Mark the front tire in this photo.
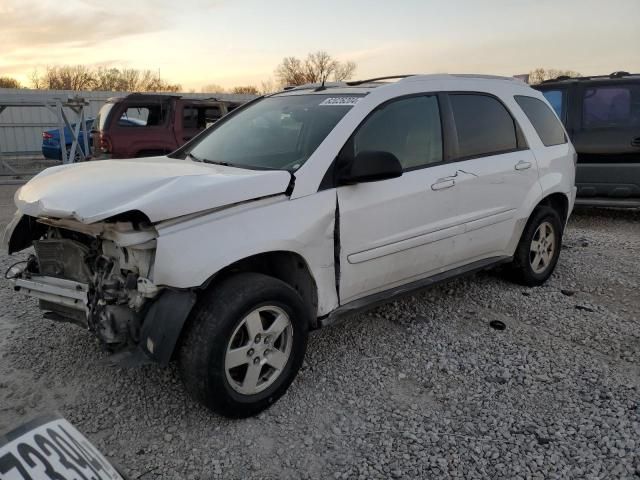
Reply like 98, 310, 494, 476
508, 206, 563, 286
178, 273, 310, 418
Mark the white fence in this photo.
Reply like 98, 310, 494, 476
0, 88, 256, 158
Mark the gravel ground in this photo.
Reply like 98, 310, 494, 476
0, 207, 639, 479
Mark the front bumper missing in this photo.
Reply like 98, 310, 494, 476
14, 275, 88, 312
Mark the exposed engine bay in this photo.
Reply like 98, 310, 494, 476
9, 217, 159, 350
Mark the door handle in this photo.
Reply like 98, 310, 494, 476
431, 179, 455, 191
515, 160, 532, 171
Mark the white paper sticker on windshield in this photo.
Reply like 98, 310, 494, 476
319, 97, 360, 106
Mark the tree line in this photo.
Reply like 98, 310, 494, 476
0, 57, 582, 94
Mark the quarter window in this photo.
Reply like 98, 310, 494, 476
515, 96, 567, 146
353, 96, 443, 170
541, 90, 565, 122
582, 85, 640, 129
450, 94, 520, 159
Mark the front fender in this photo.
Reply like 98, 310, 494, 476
1, 212, 46, 255
151, 191, 339, 316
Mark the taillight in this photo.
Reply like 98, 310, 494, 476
42, 132, 53, 140
99, 134, 112, 153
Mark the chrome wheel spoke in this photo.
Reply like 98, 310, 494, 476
532, 253, 542, 269
265, 313, 289, 338
242, 362, 262, 392
266, 349, 288, 371
530, 240, 540, 252
244, 310, 264, 339
226, 346, 251, 369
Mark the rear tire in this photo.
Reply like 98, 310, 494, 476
65, 146, 82, 162
178, 273, 309, 418
508, 206, 563, 286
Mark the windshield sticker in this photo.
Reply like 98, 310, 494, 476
319, 97, 361, 106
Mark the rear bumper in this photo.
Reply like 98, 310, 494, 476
576, 163, 640, 199
41, 146, 61, 160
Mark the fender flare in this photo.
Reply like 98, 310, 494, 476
139, 289, 197, 365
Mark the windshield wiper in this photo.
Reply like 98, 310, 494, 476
202, 159, 232, 167
187, 152, 232, 166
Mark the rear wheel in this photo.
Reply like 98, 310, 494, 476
178, 273, 309, 418
65, 146, 82, 162
508, 206, 563, 286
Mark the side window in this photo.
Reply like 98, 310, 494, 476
582, 85, 640, 129
183, 106, 199, 129
450, 94, 520, 159
205, 107, 222, 126
183, 106, 223, 130
540, 90, 565, 122
119, 105, 168, 127
353, 96, 442, 170
515, 96, 567, 146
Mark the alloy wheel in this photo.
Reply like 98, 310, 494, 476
224, 306, 293, 395
529, 221, 555, 274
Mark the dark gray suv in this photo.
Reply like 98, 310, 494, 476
534, 72, 640, 207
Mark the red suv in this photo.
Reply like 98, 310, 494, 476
91, 93, 241, 159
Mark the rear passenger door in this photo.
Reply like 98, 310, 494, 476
442, 93, 539, 265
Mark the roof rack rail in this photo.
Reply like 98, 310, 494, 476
610, 71, 630, 78
541, 71, 639, 84
345, 75, 415, 86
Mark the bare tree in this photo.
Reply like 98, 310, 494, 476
333, 61, 357, 82
29, 65, 181, 92
202, 83, 226, 93
275, 57, 307, 86
94, 67, 125, 91
276, 51, 357, 86
231, 85, 259, 95
528, 68, 581, 85
259, 78, 279, 94
0, 77, 21, 88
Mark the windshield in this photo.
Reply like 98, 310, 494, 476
95, 102, 115, 131
186, 94, 362, 171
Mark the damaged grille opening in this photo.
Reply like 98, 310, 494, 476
20, 225, 157, 351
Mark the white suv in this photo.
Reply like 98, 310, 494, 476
2, 74, 576, 417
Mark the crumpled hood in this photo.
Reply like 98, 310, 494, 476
15, 156, 292, 223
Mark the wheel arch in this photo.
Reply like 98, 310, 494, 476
200, 250, 320, 329
535, 191, 570, 227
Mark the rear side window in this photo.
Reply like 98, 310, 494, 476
353, 95, 443, 170
449, 94, 520, 159
540, 90, 565, 122
515, 96, 567, 146
582, 84, 640, 129
119, 105, 168, 127
183, 106, 223, 130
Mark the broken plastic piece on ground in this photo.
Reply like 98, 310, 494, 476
575, 305, 595, 312
489, 320, 506, 330
561, 289, 576, 296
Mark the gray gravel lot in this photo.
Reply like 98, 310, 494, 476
0, 202, 639, 479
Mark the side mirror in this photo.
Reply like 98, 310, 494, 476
338, 151, 403, 185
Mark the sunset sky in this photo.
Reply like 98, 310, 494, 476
1, 0, 639, 90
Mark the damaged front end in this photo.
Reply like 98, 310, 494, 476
6, 214, 167, 353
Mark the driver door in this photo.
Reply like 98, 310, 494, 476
337, 95, 464, 304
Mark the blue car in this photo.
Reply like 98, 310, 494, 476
41, 119, 95, 161
41, 117, 145, 161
